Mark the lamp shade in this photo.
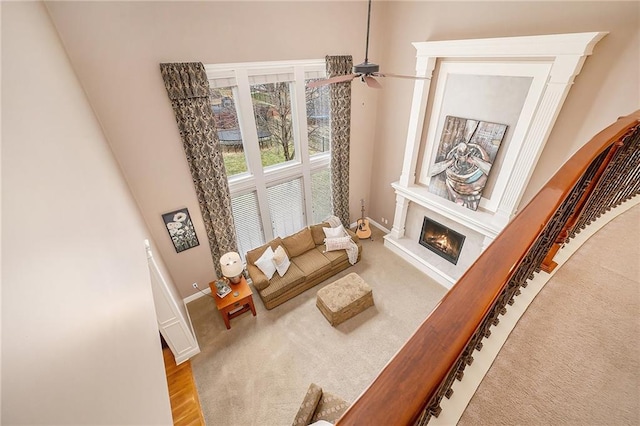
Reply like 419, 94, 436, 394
220, 251, 243, 278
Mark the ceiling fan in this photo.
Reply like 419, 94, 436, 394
308, 0, 430, 89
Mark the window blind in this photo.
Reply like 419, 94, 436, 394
267, 178, 305, 238
231, 191, 265, 261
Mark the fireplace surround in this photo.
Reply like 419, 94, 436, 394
383, 32, 606, 288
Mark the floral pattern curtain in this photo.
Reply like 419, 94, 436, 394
160, 62, 237, 277
326, 55, 352, 227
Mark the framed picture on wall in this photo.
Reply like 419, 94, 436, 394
428, 115, 507, 211
162, 208, 199, 253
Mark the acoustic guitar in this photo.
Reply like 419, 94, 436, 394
356, 199, 372, 239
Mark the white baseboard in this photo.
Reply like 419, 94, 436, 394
181, 298, 201, 359
365, 217, 390, 234
430, 196, 640, 426
183, 285, 211, 304
351, 217, 391, 234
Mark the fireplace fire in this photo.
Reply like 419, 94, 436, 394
419, 217, 466, 265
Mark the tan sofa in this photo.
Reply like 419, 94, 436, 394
246, 223, 362, 310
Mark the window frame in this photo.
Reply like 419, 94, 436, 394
205, 59, 331, 246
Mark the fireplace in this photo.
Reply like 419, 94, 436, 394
419, 217, 466, 265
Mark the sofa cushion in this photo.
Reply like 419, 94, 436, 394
291, 249, 331, 281
260, 262, 305, 303
282, 227, 315, 258
309, 223, 330, 245
316, 237, 362, 267
292, 383, 323, 426
316, 245, 348, 267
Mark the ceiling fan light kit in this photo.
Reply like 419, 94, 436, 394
308, 0, 429, 89
354, 62, 380, 75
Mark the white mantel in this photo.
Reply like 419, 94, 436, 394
385, 32, 607, 289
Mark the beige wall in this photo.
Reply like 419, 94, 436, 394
46, 1, 378, 298
2, 2, 172, 423
45, 1, 638, 298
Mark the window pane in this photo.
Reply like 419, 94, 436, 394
305, 81, 331, 156
210, 87, 247, 177
231, 191, 265, 261
267, 178, 305, 238
311, 169, 332, 224
251, 82, 295, 168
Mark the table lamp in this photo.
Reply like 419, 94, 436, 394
220, 251, 243, 284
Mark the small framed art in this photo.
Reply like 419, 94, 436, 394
162, 208, 199, 253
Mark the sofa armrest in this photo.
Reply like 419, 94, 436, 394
292, 383, 323, 426
346, 228, 360, 243
246, 263, 270, 291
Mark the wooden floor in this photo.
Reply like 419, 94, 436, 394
163, 346, 205, 426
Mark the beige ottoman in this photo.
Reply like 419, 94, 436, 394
316, 273, 374, 326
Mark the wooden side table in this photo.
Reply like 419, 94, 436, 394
209, 276, 256, 330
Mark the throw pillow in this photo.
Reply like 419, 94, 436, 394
323, 224, 346, 239
254, 246, 276, 280
325, 236, 352, 252
273, 245, 291, 277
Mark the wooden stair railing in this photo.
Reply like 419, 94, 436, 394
337, 110, 640, 426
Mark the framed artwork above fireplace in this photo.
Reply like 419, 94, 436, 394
428, 115, 508, 211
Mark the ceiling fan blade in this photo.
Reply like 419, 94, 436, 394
307, 74, 357, 88
364, 76, 382, 89
375, 72, 431, 81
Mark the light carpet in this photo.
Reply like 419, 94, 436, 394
458, 204, 640, 426
187, 226, 447, 426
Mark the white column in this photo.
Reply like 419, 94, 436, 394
146, 241, 200, 364
497, 54, 591, 215
399, 56, 436, 188
390, 193, 411, 239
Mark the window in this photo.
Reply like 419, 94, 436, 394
306, 83, 330, 156
206, 60, 332, 260
210, 87, 247, 176
311, 169, 332, 224
251, 82, 295, 168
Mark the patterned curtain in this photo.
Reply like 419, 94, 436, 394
160, 62, 237, 277
326, 55, 352, 227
